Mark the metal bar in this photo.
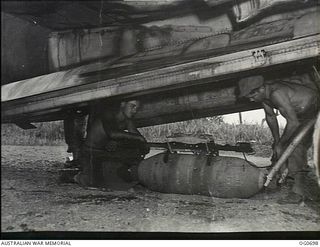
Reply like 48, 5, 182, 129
148, 141, 254, 153
312, 65, 320, 93
264, 118, 316, 187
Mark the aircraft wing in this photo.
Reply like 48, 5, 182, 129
1, 1, 319, 127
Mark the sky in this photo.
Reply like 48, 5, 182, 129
222, 109, 286, 127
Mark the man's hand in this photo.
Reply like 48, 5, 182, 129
272, 143, 283, 162
270, 141, 278, 162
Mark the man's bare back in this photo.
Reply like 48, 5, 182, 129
266, 82, 318, 118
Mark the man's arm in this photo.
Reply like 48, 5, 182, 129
126, 119, 147, 142
126, 119, 141, 135
126, 119, 149, 154
101, 109, 145, 143
263, 103, 280, 145
270, 90, 300, 147
108, 129, 145, 142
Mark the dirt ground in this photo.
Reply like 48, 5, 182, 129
1, 145, 320, 236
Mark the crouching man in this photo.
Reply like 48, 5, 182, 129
238, 75, 319, 203
74, 99, 149, 189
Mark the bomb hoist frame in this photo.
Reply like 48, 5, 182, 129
2, 33, 319, 125
148, 141, 254, 155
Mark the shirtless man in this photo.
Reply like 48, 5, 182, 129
238, 75, 319, 203
74, 99, 149, 188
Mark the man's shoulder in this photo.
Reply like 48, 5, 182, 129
269, 78, 316, 92
266, 83, 287, 96
267, 81, 304, 98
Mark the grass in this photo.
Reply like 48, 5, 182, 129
140, 118, 273, 143
1, 121, 65, 146
1, 117, 274, 157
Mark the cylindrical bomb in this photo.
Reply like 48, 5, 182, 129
138, 153, 266, 198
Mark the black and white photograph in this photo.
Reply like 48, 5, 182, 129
1, 0, 320, 240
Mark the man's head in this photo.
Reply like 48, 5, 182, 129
120, 99, 141, 119
238, 75, 266, 102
